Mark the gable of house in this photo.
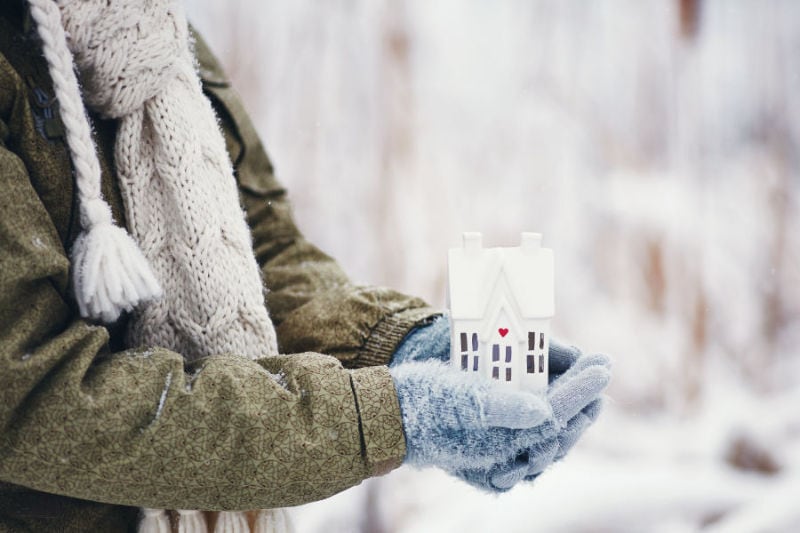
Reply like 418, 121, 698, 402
480, 274, 527, 342
448, 244, 554, 322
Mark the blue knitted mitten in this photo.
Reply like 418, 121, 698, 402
454, 349, 610, 492
390, 315, 451, 367
390, 355, 609, 477
390, 316, 611, 492
390, 360, 551, 471
458, 397, 604, 491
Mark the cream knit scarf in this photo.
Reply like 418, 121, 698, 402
28, 0, 290, 531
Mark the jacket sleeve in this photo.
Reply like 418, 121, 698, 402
191, 32, 441, 370
0, 142, 405, 511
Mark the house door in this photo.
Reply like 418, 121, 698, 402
491, 342, 514, 383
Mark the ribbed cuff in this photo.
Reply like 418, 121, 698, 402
357, 307, 442, 368
349, 366, 407, 476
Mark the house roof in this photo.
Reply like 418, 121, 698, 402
447, 233, 554, 320
481, 292, 527, 341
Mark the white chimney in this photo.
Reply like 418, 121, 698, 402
462, 232, 483, 252
520, 232, 542, 251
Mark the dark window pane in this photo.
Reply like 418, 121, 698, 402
540, 333, 544, 350
472, 333, 479, 352
539, 354, 545, 373
460, 332, 467, 352
492, 344, 499, 362
473, 355, 480, 372
506, 368, 512, 381
461, 354, 468, 370
505, 346, 512, 363
529, 332, 536, 351
527, 355, 535, 373
492, 367, 499, 380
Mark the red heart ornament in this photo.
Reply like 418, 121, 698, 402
498, 328, 509, 337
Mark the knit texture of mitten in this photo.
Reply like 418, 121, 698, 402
390, 361, 555, 472
457, 397, 604, 492
391, 354, 610, 491
390, 315, 450, 367
455, 351, 611, 492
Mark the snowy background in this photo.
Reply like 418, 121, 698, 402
186, 1, 800, 531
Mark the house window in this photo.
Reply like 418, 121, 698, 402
540, 332, 544, 350
459, 332, 468, 370
461, 332, 481, 372
526, 331, 537, 373
492, 342, 513, 382
539, 353, 545, 373
491, 345, 499, 379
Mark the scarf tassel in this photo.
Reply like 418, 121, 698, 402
71, 199, 162, 323
214, 511, 249, 533
138, 508, 172, 533
178, 510, 208, 533
252, 509, 293, 533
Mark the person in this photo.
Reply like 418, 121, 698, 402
0, 1, 611, 532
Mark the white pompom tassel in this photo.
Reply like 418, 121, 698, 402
252, 509, 294, 533
177, 509, 208, 533
138, 508, 172, 533
71, 198, 161, 323
213, 511, 249, 533
27, 0, 160, 324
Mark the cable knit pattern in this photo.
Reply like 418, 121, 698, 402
57, 0, 185, 118
30, 0, 283, 531
57, 0, 279, 361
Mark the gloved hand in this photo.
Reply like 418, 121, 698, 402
389, 314, 451, 367
390, 319, 611, 492
455, 350, 609, 492
389, 354, 609, 481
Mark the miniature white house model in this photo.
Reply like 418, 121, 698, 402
448, 232, 554, 391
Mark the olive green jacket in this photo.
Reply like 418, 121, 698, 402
0, 4, 437, 531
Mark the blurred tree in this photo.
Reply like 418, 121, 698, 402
375, 1, 414, 288
678, 0, 702, 40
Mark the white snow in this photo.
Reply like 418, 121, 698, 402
266, 370, 288, 390
143, 371, 172, 430
136, 349, 155, 359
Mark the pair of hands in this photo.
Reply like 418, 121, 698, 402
389, 316, 611, 492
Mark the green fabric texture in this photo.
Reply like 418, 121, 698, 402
0, 5, 437, 531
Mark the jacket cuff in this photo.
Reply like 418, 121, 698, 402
349, 366, 407, 476
357, 307, 442, 368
